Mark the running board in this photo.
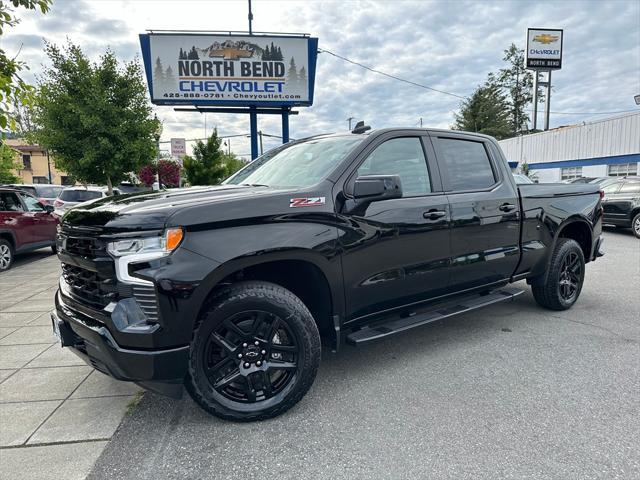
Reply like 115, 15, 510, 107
346, 287, 524, 346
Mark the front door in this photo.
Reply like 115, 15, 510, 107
19, 193, 57, 243
431, 133, 521, 291
0, 191, 32, 247
338, 135, 451, 322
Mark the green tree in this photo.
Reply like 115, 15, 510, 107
0, 0, 52, 133
0, 143, 21, 183
182, 130, 228, 185
222, 153, 246, 177
33, 41, 159, 194
453, 83, 511, 140
487, 43, 542, 135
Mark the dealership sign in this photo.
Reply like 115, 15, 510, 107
526, 28, 563, 70
139, 33, 318, 107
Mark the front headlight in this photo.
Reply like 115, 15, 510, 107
107, 227, 184, 258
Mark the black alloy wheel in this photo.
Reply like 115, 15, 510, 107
557, 250, 582, 303
532, 238, 585, 311
185, 281, 321, 421
204, 310, 300, 405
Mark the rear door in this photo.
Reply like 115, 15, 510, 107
603, 180, 639, 225
338, 133, 451, 321
431, 133, 520, 291
18, 194, 57, 243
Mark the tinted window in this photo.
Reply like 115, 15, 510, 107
357, 137, 431, 196
0, 192, 25, 212
59, 190, 103, 202
21, 194, 45, 212
16, 185, 37, 195
618, 182, 640, 193
437, 138, 496, 191
35, 186, 64, 198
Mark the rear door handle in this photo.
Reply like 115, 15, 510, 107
499, 203, 517, 212
423, 209, 447, 220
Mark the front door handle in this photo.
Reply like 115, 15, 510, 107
423, 209, 447, 220
499, 203, 517, 212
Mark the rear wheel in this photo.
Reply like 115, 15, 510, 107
632, 213, 640, 239
0, 239, 14, 271
185, 281, 321, 421
532, 238, 585, 310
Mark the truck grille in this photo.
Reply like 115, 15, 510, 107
61, 263, 117, 309
64, 235, 107, 257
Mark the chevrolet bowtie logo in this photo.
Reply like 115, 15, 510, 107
533, 34, 559, 44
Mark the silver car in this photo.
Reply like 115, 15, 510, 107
53, 186, 120, 216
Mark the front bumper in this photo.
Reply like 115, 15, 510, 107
53, 291, 189, 398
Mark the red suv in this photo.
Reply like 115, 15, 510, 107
0, 187, 59, 271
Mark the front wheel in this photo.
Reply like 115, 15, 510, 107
632, 212, 640, 239
0, 239, 14, 271
185, 281, 321, 421
532, 238, 585, 311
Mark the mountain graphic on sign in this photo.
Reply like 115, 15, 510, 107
195, 40, 265, 60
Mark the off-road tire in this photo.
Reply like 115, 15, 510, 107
632, 212, 640, 239
532, 238, 585, 311
185, 281, 321, 422
0, 239, 14, 271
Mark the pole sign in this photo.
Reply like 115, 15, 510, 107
139, 33, 318, 107
170, 138, 186, 160
526, 28, 563, 70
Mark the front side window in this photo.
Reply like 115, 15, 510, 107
618, 182, 640, 194
225, 136, 363, 188
356, 137, 431, 197
561, 167, 582, 180
437, 138, 496, 191
0, 193, 24, 212
21, 194, 45, 212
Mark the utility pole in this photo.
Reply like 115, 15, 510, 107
258, 130, 264, 155
248, 0, 253, 34
419, 117, 423, 128
347, 117, 354, 130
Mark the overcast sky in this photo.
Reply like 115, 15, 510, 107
5, 0, 640, 158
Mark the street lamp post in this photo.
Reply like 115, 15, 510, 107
153, 114, 163, 190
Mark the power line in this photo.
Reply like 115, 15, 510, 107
319, 48, 638, 117
318, 48, 466, 100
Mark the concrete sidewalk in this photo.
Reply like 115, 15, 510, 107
0, 251, 141, 480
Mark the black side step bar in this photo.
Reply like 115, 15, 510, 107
346, 287, 524, 346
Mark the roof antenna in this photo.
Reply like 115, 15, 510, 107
352, 121, 371, 134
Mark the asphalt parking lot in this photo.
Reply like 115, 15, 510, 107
87, 228, 639, 480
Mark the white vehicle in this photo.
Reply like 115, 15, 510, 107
53, 186, 120, 216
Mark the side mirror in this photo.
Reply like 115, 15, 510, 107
353, 175, 403, 202
44, 204, 55, 214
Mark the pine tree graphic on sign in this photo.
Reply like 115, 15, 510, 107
287, 57, 298, 88
154, 57, 165, 89
298, 66, 307, 89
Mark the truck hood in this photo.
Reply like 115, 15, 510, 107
61, 184, 291, 233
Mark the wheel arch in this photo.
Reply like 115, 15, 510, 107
555, 216, 593, 261
194, 250, 343, 344
0, 230, 16, 249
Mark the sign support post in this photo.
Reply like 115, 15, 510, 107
532, 72, 538, 131
282, 108, 290, 144
249, 107, 258, 160
544, 70, 552, 131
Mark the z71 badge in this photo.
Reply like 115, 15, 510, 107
289, 197, 326, 208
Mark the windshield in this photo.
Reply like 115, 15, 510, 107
59, 190, 103, 202
36, 186, 64, 198
225, 136, 363, 188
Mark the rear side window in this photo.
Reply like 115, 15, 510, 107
0, 192, 24, 212
436, 138, 496, 191
618, 182, 640, 193
59, 190, 102, 202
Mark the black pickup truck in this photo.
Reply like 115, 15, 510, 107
52, 127, 604, 421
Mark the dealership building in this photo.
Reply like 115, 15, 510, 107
499, 112, 639, 182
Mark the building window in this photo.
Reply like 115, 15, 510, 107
32, 176, 49, 184
22, 154, 31, 170
561, 166, 582, 180
61, 176, 75, 186
608, 163, 638, 177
